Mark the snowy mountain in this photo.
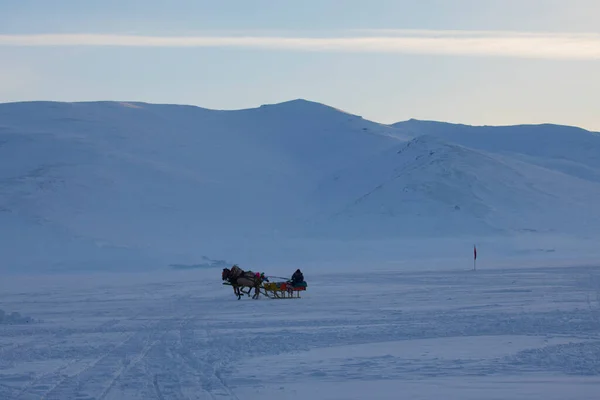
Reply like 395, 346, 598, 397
304, 135, 600, 239
0, 100, 405, 270
392, 119, 600, 183
1, 100, 600, 271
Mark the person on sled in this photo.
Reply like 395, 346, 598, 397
290, 269, 307, 288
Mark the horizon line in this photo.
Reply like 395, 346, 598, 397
0, 98, 597, 132
1, 30, 600, 60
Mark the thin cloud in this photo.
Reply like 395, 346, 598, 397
1, 30, 599, 60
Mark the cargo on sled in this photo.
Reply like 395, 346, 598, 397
262, 280, 307, 299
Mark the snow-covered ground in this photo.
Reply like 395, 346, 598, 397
2, 264, 600, 399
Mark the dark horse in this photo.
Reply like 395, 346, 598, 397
222, 265, 263, 300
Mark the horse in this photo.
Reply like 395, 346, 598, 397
222, 269, 248, 298
222, 267, 262, 299
222, 265, 263, 300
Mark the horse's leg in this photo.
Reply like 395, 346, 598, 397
237, 277, 253, 297
253, 276, 263, 299
237, 280, 250, 296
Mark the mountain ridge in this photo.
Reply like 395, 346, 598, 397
2, 98, 598, 133
394, 118, 598, 133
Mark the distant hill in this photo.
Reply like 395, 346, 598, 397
392, 119, 600, 183
1, 100, 600, 271
0, 100, 404, 270
304, 134, 600, 239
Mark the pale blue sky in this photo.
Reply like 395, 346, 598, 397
1, 0, 599, 130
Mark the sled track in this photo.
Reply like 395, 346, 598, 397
25, 311, 243, 399
39, 318, 173, 400
95, 338, 161, 400
1, 284, 249, 399
175, 318, 240, 400
152, 374, 166, 400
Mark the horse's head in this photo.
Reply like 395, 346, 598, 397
222, 268, 230, 281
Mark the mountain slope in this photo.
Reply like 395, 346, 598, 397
392, 119, 600, 183
2, 99, 600, 271
0, 100, 406, 270
304, 135, 600, 239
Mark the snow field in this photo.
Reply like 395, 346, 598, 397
1, 264, 600, 399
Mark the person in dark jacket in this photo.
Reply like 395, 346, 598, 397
290, 269, 305, 287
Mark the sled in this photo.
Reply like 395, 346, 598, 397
261, 281, 306, 299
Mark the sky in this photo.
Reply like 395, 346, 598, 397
1, 0, 600, 130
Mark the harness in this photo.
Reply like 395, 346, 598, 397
226, 266, 266, 287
